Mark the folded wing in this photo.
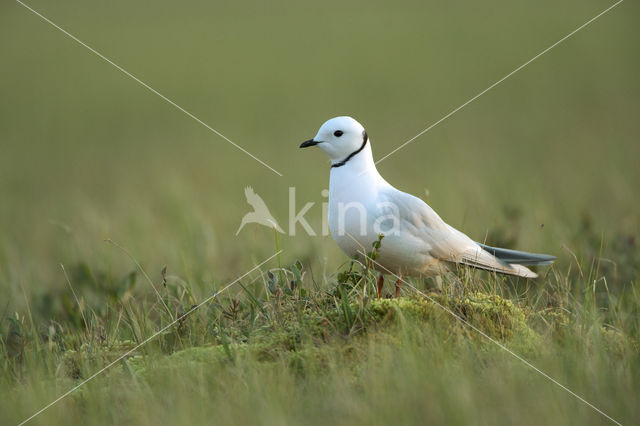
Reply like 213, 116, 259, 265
385, 188, 545, 278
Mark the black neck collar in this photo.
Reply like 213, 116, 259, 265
331, 130, 368, 168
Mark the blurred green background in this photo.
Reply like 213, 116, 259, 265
1, 0, 638, 312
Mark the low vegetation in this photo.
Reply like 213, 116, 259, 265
2, 233, 639, 425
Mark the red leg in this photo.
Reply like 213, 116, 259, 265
377, 274, 384, 298
395, 277, 402, 298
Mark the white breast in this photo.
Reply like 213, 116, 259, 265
328, 166, 442, 276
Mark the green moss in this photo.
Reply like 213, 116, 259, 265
364, 293, 541, 355
117, 293, 543, 377
55, 292, 603, 386
367, 297, 439, 322
530, 308, 571, 338
599, 326, 638, 358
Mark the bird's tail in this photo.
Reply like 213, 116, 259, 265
477, 243, 556, 266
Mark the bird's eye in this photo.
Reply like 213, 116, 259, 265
334, 130, 343, 137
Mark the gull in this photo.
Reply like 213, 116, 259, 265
300, 116, 555, 297
236, 186, 284, 235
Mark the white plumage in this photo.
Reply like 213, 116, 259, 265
300, 116, 555, 279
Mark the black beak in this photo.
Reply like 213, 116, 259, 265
300, 139, 319, 148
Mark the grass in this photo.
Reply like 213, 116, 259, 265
1, 0, 639, 424
1, 234, 640, 425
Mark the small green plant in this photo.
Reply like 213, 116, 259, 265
2, 234, 639, 425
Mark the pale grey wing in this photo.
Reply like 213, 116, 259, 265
378, 188, 470, 257
377, 187, 448, 232
438, 223, 538, 278
381, 188, 537, 278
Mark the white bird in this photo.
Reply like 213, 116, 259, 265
300, 116, 555, 297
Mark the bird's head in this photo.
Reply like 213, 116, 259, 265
300, 116, 368, 164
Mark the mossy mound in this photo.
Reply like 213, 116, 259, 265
56, 292, 635, 382
120, 293, 542, 379
365, 293, 540, 354
367, 293, 529, 337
